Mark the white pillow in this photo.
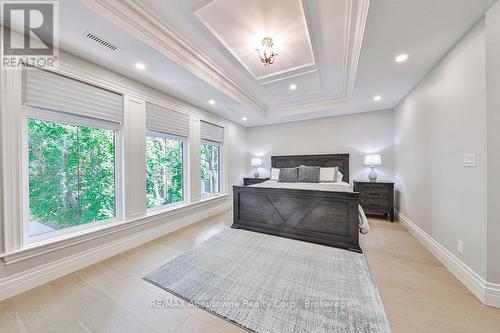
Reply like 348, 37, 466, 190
336, 170, 344, 182
270, 168, 280, 181
319, 167, 338, 182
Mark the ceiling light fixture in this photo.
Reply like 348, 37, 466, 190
289, 84, 297, 91
395, 54, 408, 63
242, 117, 247, 121
208, 99, 215, 105
135, 62, 146, 70
373, 95, 382, 101
256, 37, 278, 66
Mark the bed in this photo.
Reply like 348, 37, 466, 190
232, 154, 366, 253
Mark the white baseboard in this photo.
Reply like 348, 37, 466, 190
485, 282, 500, 308
0, 200, 231, 301
396, 210, 500, 308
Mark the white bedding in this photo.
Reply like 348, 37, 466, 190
250, 180, 370, 233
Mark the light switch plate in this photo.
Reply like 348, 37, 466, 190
463, 153, 476, 167
457, 240, 464, 254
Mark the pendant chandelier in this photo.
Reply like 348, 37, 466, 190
256, 37, 277, 66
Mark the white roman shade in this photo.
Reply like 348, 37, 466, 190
146, 102, 190, 138
201, 120, 224, 143
23, 68, 123, 123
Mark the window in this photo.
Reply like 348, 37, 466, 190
22, 68, 123, 240
199, 121, 223, 197
201, 142, 221, 196
27, 117, 118, 237
146, 133, 185, 209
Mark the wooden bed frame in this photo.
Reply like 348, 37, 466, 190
232, 154, 362, 252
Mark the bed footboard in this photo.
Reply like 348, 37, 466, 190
232, 186, 361, 252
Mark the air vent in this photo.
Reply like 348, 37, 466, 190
84, 31, 119, 51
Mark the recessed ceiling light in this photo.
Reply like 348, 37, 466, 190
135, 62, 146, 70
208, 99, 215, 105
395, 54, 408, 63
373, 95, 382, 101
242, 117, 247, 121
289, 84, 297, 91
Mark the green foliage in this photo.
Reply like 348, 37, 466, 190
28, 119, 213, 233
146, 136, 184, 208
28, 119, 116, 232
200, 144, 220, 195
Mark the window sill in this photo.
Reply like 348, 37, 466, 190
146, 200, 189, 215
200, 193, 225, 201
1, 194, 228, 265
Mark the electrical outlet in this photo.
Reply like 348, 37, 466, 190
457, 240, 464, 254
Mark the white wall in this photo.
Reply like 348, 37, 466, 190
394, 20, 488, 278
247, 110, 395, 183
227, 122, 248, 193
486, 0, 500, 284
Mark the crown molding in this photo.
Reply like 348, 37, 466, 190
79, 0, 369, 120
267, 0, 370, 116
346, 0, 370, 98
272, 96, 350, 117
79, 0, 266, 115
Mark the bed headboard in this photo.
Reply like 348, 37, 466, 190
271, 154, 350, 183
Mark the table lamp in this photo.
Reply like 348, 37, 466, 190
251, 158, 263, 178
364, 154, 382, 182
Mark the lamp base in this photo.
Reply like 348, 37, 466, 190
253, 168, 260, 178
368, 166, 378, 182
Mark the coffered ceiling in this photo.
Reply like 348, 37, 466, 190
50, 0, 498, 126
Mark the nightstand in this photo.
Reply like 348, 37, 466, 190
354, 181, 395, 222
243, 178, 269, 186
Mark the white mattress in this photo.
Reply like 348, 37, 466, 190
250, 180, 353, 192
250, 180, 370, 234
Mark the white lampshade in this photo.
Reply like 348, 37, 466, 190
364, 154, 382, 166
251, 158, 263, 167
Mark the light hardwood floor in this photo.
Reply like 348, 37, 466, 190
1, 211, 499, 333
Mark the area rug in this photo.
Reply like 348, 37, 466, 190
144, 229, 391, 333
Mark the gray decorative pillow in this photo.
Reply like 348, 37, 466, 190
298, 165, 320, 183
279, 167, 298, 183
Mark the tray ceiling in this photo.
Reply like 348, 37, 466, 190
75, 0, 368, 122
72, 0, 498, 126
194, 0, 315, 80
191, 0, 367, 105
261, 70, 322, 100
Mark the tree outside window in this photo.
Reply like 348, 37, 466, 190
28, 119, 116, 236
201, 143, 220, 196
146, 134, 184, 208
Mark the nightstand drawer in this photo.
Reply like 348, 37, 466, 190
356, 184, 390, 193
359, 196, 389, 207
362, 203, 390, 213
359, 190, 389, 199
354, 180, 395, 222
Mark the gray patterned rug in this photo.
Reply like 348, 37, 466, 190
144, 229, 390, 333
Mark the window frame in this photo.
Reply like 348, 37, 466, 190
200, 139, 222, 198
145, 130, 188, 213
21, 106, 123, 245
